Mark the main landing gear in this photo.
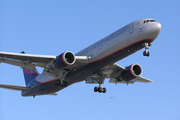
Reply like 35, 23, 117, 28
55, 70, 70, 87
143, 42, 152, 57
94, 86, 107, 93
93, 75, 107, 93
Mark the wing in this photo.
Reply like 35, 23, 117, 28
0, 51, 56, 69
107, 64, 153, 84
86, 63, 153, 84
0, 51, 89, 70
0, 84, 29, 91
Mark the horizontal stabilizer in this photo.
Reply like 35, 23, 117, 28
48, 93, 58, 96
0, 84, 29, 91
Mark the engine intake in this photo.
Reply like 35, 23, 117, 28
52, 51, 75, 70
119, 64, 142, 81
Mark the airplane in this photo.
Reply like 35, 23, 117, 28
0, 18, 161, 97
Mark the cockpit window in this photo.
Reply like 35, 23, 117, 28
143, 19, 155, 23
150, 20, 155, 22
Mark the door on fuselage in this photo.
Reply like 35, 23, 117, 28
96, 41, 103, 55
98, 41, 102, 50
129, 23, 134, 36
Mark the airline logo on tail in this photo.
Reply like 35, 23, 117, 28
23, 68, 39, 75
23, 68, 39, 85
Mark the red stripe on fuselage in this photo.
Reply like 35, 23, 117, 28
86, 38, 154, 65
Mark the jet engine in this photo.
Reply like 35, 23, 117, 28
52, 51, 76, 70
119, 64, 142, 81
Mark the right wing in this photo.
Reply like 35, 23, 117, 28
0, 51, 90, 79
0, 51, 89, 73
0, 51, 56, 69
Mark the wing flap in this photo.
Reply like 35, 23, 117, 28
1, 58, 36, 70
134, 76, 153, 83
109, 78, 135, 84
0, 84, 29, 91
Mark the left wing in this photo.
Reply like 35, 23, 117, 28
86, 63, 153, 84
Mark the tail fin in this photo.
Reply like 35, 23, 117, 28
23, 68, 39, 85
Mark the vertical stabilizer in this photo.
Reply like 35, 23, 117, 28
23, 68, 39, 85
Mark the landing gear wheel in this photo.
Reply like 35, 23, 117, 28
103, 88, 107, 93
146, 52, 150, 57
98, 87, 103, 93
94, 87, 98, 92
94, 87, 106, 93
143, 42, 151, 57
143, 51, 146, 56
143, 51, 150, 57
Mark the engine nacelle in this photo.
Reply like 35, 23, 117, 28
52, 51, 76, 70
119, 64, 142, 81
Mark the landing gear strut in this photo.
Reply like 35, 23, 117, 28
93, 75, 107, 93
143, 42, 151, 57
55, 70, 70, 87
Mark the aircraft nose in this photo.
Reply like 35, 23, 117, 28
156, 22, 161, 34
153, 22, 161, 39
147, 22, 161, 40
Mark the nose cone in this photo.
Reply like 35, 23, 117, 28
149, 22, 161, 40
155, 22, 161, 35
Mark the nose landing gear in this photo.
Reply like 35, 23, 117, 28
143, 42, 151, 57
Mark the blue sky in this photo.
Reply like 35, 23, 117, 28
0, 0, 180, 120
